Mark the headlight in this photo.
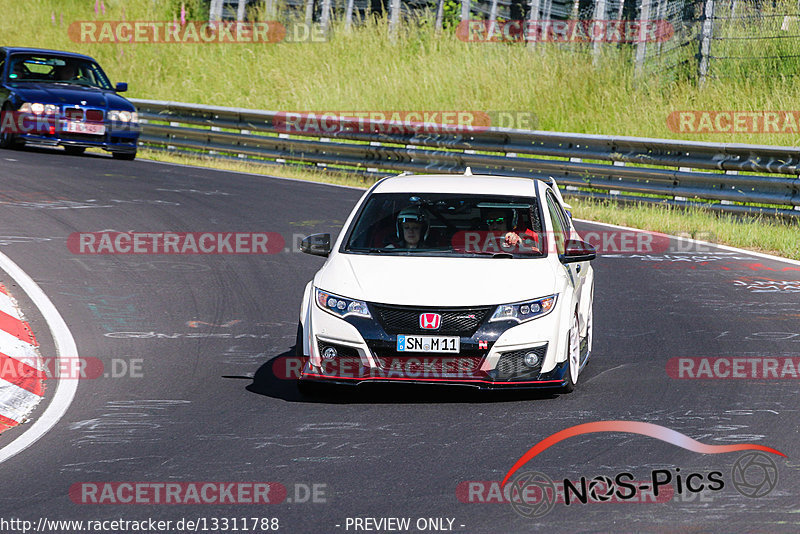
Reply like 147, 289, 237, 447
19, 103, 57, 115
490, 294, 557, 323
315, 288, 371, 319
109, 110, 138, 122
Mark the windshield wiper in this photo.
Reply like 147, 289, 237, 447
462, 250, 514, 258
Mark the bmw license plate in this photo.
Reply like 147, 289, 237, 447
397, 335, 459, 353
66, 121, 105, 135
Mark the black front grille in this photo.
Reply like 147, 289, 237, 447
59, 133, 104, 142
495, 344, 548, 380
371, 304, 491, 336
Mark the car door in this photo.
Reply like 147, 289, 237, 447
543, 184, 586, 321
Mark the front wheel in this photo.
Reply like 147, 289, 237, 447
0, 106, 20, 149
559, 311, 581, 393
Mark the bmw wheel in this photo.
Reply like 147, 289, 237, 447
0, 105, 20, 150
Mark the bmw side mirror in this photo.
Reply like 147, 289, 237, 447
301, 233, 331, 257
115, 82, 128, 92
560, 239, 596, 264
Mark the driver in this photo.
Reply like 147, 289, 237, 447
55, 62, 78, 81
387, 206, 428, 249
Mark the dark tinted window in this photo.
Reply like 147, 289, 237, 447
344, 192, 544, 257
8, 54, 112, 89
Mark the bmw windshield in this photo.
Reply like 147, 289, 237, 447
343, 192, 546, 257
7, 54, 113, 90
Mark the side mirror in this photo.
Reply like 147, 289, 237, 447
115, 82, 128, 92
560, 239, 596, 264
301, 233, 331, 257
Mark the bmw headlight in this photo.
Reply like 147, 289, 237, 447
315, 288, 371, 319
19, 103, 57, 115
109, 110, 138, 123
490, 295, 557, 323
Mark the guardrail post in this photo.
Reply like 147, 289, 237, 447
320, 0, 332, 34
209, 0, 223, 21
345, 0, 356, 30
635, 0, 652, 77
304, 0, 314, 26
698, 0, 715, 85
435, 0, 445, 32
389, 0, 402, 38
526, 0, 541, 48
489, 0, 499, 28
461, 0, 471, 22
592, 0, 607, 63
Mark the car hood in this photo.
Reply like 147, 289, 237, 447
10, 83, 133, 110
314, 253, 559, 306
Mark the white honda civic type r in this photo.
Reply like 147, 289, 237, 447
296, 172, 595, 392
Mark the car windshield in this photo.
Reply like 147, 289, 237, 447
6, 54, 113, 90
344, 192, 546, 257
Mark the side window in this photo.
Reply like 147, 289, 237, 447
546, 192, 566, 255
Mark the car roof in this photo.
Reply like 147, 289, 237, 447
371, 173, 542, 196
2, 47, 97, 62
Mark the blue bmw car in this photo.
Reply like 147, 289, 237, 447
0, 47, 139, 159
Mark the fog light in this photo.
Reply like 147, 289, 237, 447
322, 347, 338, 360
523, 352, 540, 368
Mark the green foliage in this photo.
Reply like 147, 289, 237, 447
441, 0, 462, 29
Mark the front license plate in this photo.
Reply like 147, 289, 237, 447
66, 121, 105, 135
397, 335, 459, 353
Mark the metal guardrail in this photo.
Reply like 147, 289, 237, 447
130, 98, 800, 217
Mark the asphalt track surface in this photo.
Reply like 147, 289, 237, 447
0, 146, 799, 533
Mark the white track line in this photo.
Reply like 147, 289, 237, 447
0, 251, 78, 464
573, 217, 800, 266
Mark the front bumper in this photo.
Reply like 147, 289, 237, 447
20, 129, 138, 153
299, 298, 570, 390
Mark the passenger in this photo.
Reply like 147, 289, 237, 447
10, 61, 28, 80
484, 208, 539, 250
387, 206, 428, 249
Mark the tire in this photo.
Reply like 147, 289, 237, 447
64, 146, 85, 156
295, 323, 304, 358
559, 310, 581, 393
585, 290, 594, 354
112, 150, 136, 160
0, 106, 20, 150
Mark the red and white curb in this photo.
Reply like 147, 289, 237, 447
0, 282, 44, 432
0, 250, 78, 465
